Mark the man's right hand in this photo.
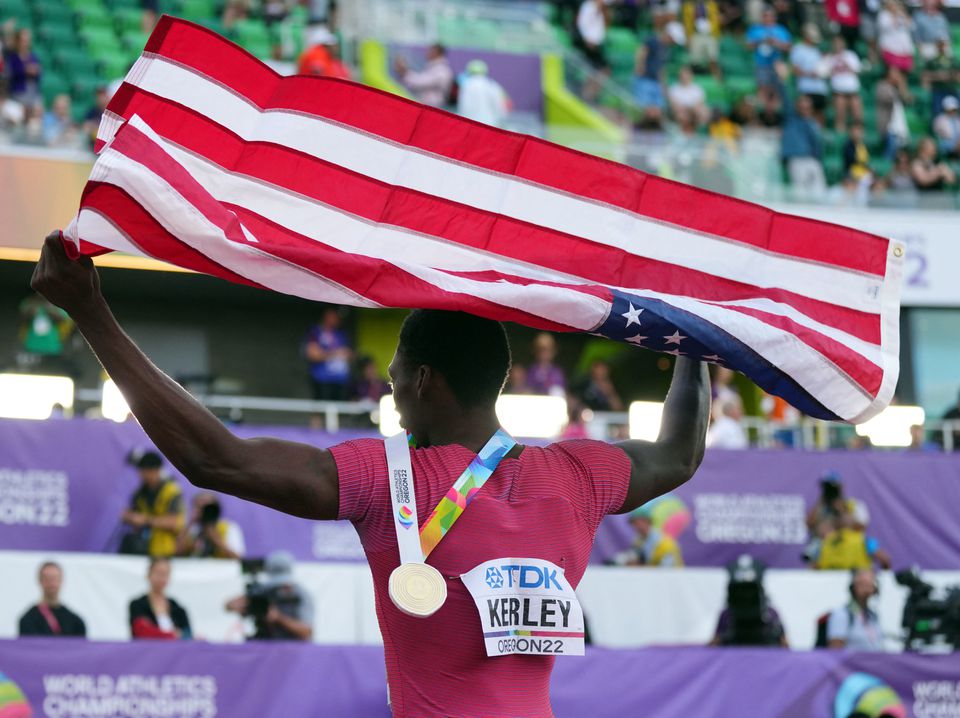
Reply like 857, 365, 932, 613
30, 232, 103, 317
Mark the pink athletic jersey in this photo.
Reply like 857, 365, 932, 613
331, 438, 631, 718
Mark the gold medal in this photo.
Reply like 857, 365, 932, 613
389, 562, 447, 618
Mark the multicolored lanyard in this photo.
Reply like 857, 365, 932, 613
417, 429, 516, 557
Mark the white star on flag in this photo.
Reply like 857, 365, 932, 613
703, 354, 724, 362
665, 349, 686, 356
626, 335, 648, 345
664, 330, 686, 345
621, 303, 644, 328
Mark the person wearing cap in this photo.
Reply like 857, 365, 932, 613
609, 504, 684, 567
30, 232, 710, 716
225, 550, 314, 641
456, 59, 509, 127
121, 450, 185, 558
297, 25, 351, 80
933, 95, 960, 158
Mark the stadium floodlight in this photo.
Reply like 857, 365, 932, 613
0, 373, 74, 420
378, 394, 568, 439
101, 379, 132, 423
628, 401, 665, 441
855, 405, 925, 447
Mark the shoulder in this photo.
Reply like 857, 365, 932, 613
161, 479, 182, 497
20, 604, 40, 621
329, 438, 386, 468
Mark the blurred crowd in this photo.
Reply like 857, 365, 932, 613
562, 0, 960, 203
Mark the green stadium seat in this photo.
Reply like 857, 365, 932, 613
232, 18, 271, 55
74, 2, 113, 29
97, 49, 131, 80
179, 0, 214, 20
70, 74, 102, 103
158, 0, 181, 16
606, 27, 638, 53
724, 75, 756, 100
37, 19, 75, 46
114, 6, 143, 32
40, 70, 70, 104
106, 0, 143, 9
0, 0, 30, 15
30, 0, 71, 25
80, 26, 123, 54
697, 76, 726, 107
121, 29, 149, 53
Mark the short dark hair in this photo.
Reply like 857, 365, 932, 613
398, 310, 510, 407
38, 561, 61, 577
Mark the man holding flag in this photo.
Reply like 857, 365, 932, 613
31, 231, 709, 717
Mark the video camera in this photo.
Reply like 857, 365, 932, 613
720, 555, 782, 647
239, 558, 302, 640
896, 568, 960, 652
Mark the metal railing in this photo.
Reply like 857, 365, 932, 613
73, 388, 960, 451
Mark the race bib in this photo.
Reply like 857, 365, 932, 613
461, 558, 585, 657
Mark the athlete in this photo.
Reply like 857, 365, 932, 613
31, 232, 710, 717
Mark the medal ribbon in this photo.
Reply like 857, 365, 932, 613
385, 429, 516, 563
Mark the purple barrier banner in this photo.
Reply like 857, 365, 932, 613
592, 449, 960, 569
0, 417, 378, 561
1, 639, 959, 717
3, 418, 960, 568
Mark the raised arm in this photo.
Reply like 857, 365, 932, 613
615, 356, 710, 512
31, 233, 339, 520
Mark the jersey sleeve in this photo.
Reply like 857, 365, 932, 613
826, 607, 851, 642
555, 440, 632, 529
329, 438, 388, 524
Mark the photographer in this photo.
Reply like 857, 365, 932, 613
225, 551, 313, 641
826, 568, 885, 651
710, 555, 789, 647
176, 492, 245, 559
120, 450, 185, 558
804, 471, 869, 564
814, 512, 892, 571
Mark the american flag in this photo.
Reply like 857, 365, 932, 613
65, 17, 904, 423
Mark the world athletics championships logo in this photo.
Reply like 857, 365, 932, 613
0, 671, 32, 718
397, 505, 414, 529
834, 672, 906, 718
647, 494, 692, 539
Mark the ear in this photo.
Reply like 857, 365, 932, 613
416, 365, 431, 399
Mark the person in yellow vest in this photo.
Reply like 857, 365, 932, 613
121, 450, 184, 557
176, 492, 246, 559
682, 0, 722, 76
611, 505, 685, 567
814, 513, 892, 571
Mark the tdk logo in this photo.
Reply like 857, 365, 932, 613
488, 564, 563, 591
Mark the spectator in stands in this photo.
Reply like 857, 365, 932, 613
633, 22, 686, 129
560, 396, 591, 440
506, 364, 532, 394
18, 293, 71, 361
933, 96, 960, 158
225, 550, 314, 641
876, 65, 912, 159
843, 123, 874, 184
823, 35, 863, 134
176, 492, 246, 559
304, 307, 352, 402
575, 0, 610, 71
527, 332, 566, 396
608, 504, 684, 567
457, 60, 509, 128
923, 41, 960, 122
352, 356, 389, 402
297, 26, 351, 80
911, 136, 957, 190
41, 94, 78, 148
913, 0, 951, 61
826, 568, 885, 651
789, 24, 828, 123
707, 395, 749, 448
82, 86, 109, 148
746, 7, 792, 106
18, 561, 86, 638
941, 388, 960, 450
0, 76, 25, 138
577, 359, 624, 411
877, 0, 915, 73
222, 0, 251, 30
711, 555, 789, 647
394, 44, 453, 108
781, 86, 827, 201
141, 0, 159, 34
908, 423, 939, 451
806, 471, 869, 533
682, 0, 722, 77
2, 27, 41, 108
129, 557, 192, 639
814, 512, 892, 570
120, 450, 185, 558
669, 66, 711, 129
882, 146, 919, 196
